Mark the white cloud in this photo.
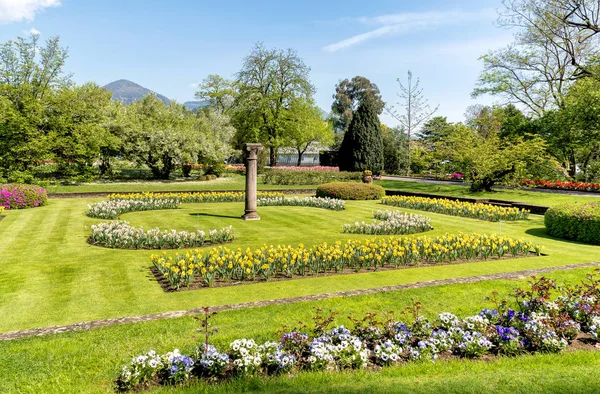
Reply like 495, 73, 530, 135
0, 0, 60, 23
323, 9, 497, 53
27, 27, 41, 35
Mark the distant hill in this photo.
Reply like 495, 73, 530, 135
104, 79, 171, 105
183, 100, 209, 110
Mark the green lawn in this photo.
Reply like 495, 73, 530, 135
45, 174, 316, 193
1, 195, 600, 333
376, 179, 600, 206
1, 266, 599, 393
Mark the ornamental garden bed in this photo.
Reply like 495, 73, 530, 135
150, 251, 543, 292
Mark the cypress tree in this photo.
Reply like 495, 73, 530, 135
338, 98, 383, 173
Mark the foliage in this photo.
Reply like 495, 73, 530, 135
545, 202, 600, 245
330, 76, 384, 133
89, 222, 234, 249
382, 196, 530, 222
151, 233, 540, 289
257, 196, 345, 211
232, 43, 314, 166
316, 182, 384, 200
342, 210, 432, 235
441, 126, 558, 191
282, 99, 334, 166
338, 98, 384, 173
381, 125, 408, 175
0, 183, 47, 209
262, 169, 361, 185
194, 74, 238, 114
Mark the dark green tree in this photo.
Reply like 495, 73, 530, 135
331, 76, 384, 133
339, 99, 383, 173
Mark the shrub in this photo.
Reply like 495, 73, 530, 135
316, 182, 384, 200
0, 184, 48, 210
545, 202, 600, 245
263, 170, 361, 185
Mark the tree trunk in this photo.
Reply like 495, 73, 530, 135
568, 153, 577, 178
269, 146, 277, 167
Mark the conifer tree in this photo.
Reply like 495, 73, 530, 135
339, 98, 383, 173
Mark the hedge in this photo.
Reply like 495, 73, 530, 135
316, 182, 385, 200
0, 183, 48, 209
544, 202, 600, 245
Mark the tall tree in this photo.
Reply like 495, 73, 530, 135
283, 99, 333, 166
387, 70, 438, 175
472, 0, 600, 115
331, 76, 384, 133
233, 43, 314, 166
194, 74, 237, 114
339, 98, 383, 173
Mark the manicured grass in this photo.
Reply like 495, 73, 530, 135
1, 196, 600, 333
45, 175, 316, 193
376, 179, 600, 206
0, 267, 598, 393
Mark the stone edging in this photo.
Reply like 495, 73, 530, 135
1, 262, 599, 342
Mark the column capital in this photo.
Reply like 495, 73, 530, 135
243, 143, 263, 160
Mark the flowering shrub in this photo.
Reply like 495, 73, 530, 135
89, 222, 234, 249
151, 233, 540, 289
272, 166, 340, 171
88, 192, 285, 219
0, 184, 47, 210
257, 196, 345, 211
117, 274, 600, 392
263, 169, 360, 185
382, 196, 530, 222
342, 210, 432, 235
522, 179, 600, 193
316, 182, 385, 200
544, 202, 600, 245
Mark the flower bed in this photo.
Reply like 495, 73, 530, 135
316, 182, 385, 200
116, 275, 600, 392
0, 184, 47, 209
151, 234, 540, 290
87, 199, 180, 219
263, 170, 361, 185
88, 192, 285, 219
270, 166, 340, 171
89, 222, 234, 250
382, 196, 529, 222
342, 210, 432, 235
545, 202, 600, 245
522, 179, 600, 193
257, 196, 345, 211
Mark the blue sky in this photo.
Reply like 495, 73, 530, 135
0, 0, 513, 124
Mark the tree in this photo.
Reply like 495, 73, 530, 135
122, 95, 203, 179
472, 0, 600, 115
331, 76, 384, 133
387, 70, 438, 175
443, 127, 557, 191
283, 100, 333, 166
419, 116, 454, 148
233, 43, 314, 166
194, 74, 237, 114
339, 98, 383, 173
381, 125, 408, 175
196, 109, 236, 165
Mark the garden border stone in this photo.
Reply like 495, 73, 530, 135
1, 261, 598, 341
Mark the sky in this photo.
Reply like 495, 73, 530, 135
0, 0, 514, 125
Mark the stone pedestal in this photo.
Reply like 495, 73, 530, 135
242, 143, 263, 220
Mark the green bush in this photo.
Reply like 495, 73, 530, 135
204, 163, 225, 177
544, 202, 600, 245
316, 182, 385, 200
263, 170, 361, 185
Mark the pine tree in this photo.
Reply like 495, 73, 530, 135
339, 98, 383, 173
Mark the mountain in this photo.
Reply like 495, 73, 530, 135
104, 79, 171, 105
183, 100, 209, 110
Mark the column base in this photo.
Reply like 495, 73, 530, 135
241, 212, 261, 221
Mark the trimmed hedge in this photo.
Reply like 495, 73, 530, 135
263, 170, 361, 185
316, 182, 385, 200
0, 184, 48, 209
544, 202, 600, 245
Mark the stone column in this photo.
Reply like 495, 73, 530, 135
242, 143, 263, 220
